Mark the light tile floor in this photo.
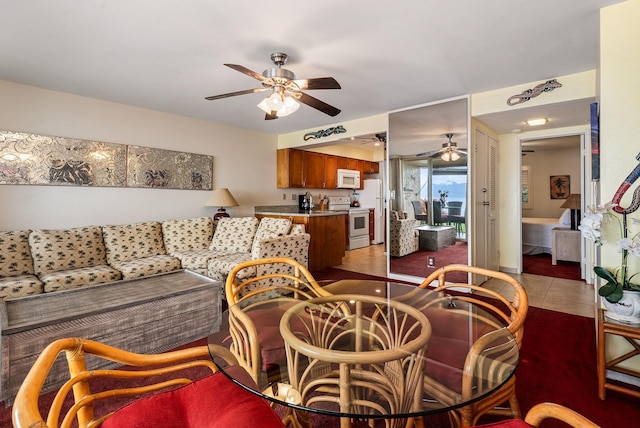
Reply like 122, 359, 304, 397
336, 244, 596, 319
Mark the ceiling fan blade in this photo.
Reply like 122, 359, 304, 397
205, 87, 268, 101
224, 64, 266, 81
265, 111, 278, 120
293, 77, 341, 90
415, 150, 440, 157
295, 92, 341, 117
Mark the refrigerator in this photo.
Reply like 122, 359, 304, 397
359, 178, 385, 244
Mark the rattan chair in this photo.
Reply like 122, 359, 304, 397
12, 338, 285, 428
472, 402, 600, 427
417, 264, 529, 428
225, 257, 331, 384
281, 294, 432, 428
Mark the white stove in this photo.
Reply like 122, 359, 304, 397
328, 197, 370, 250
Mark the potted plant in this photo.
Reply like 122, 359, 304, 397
580, 203, 640, 322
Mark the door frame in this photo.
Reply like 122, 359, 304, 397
516, 130, 591, 282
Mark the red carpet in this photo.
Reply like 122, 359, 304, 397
2, 269, 637, 428
523, 253, 581, 281
389, 241, 469, 282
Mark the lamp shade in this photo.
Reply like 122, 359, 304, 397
560, 193, 581, 230
560, 193, 581, 209
206, 188, 239, 220
205, 188, 239, 208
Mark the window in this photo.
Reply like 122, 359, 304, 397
521, 165, 532, 209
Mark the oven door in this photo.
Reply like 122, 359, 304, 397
349, 211, 369, 238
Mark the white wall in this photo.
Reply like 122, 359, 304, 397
521, 146, 581, 218
0, 80, 279, 230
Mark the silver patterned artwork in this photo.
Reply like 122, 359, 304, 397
0, 130, 126, 186
127, 145, 212, 190
0, 130, 213, 190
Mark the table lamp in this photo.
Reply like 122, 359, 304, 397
205, 188, 239, 220
560, 193, 581, 230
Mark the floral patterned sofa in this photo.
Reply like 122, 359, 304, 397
0, 230, 44, 299
28, 226, 123, 293
0, 216, 310, 301
162, 216, 310, 286
389, 210, 419, 257
102, 221, 182, 280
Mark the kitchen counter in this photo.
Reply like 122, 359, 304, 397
254, 205, 348, 217
254, 206, 347, 272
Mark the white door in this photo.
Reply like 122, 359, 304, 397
471, 121, 500, 282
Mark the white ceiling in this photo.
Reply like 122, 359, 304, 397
0, 1, 620, 136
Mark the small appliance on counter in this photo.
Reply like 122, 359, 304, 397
298, 192, 314, 211
350, 191, 360, 207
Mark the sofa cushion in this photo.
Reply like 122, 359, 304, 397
172, 249, 224, 276
207, 252, 254, 281
209, 217, 259, 253
29, 226, 108, 276
251, 217, 292, 259
102, 221, 167, 265
0, 229, 36, 277
101, 368, 285, 428
0, 275, 43, 299
40, 265, 122, 293
162, 217, 214, 253
108, 254, 181, 280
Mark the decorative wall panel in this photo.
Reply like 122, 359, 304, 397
127, 146, 212, 190
0, 130, 213, 191
0, 130, 126, 187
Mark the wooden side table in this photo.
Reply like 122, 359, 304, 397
597, 308, 640, 399
551, 227, 581, 265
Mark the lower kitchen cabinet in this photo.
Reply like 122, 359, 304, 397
255, 213, 346, 272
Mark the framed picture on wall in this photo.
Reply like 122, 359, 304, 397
550, 175, 570, 199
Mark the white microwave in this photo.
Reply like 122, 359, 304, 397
337, 168, 361, 189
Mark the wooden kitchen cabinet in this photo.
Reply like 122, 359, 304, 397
324, 154, 338, 189
278, 148, 369, 189
363, 161, 379, 174
255, 213, 346, 272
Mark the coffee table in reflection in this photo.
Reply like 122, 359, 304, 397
416, 225, 456, 250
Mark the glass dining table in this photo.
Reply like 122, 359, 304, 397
208, 278, 518, 428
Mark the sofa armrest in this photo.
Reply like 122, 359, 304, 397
254, 233, 311, 268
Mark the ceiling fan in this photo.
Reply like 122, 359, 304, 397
205, 52, 341, 120
350, 132, 387, 146
416, 133, 467, 161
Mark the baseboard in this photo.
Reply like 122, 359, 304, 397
500, 266, 518, 274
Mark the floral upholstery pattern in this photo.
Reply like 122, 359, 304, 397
41, 265, 122, 293
389, 210, 419, 257
108, 254, 182, 280
251, 217, 292, 259
162, 217, 214, 253
102, 221, 180, 280
0, 230, 44, 299
207, 252, 254, 281
162, 217, 219, 275
209, 217, 259, 253
29, 226, 122, 292
0, 275, 43, 299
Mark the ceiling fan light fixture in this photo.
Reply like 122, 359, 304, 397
257, 92, 300, 117
440, 151, 451, 162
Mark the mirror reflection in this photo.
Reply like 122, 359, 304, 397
388, 98, 469, 279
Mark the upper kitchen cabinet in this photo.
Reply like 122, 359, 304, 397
277, 148, 332, 189
277, 148, 368, 189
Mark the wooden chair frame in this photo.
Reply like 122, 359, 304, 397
522, 402, 600, 427
417, 264, 528, 428
12, 338, 239, 428
281, 294, 432, 428
225, 257, 331, 384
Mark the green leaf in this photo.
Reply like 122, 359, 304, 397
605, 285, 624, 303
598, 280, 619, 297
594, 266, 618, 283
